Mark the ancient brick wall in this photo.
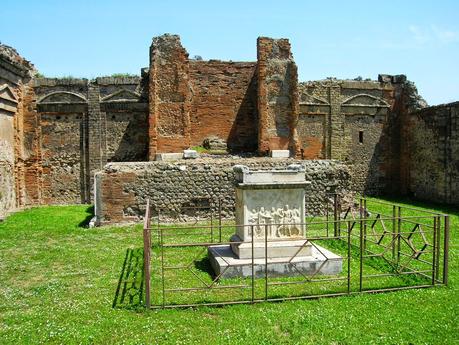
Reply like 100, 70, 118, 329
257, 37, 300, 156
94, 158, 351, 224
34, 78, 88, 203
189, 60, 258, 151
0, 91, 17, 217
98, 76, 149, 163
148, 34, 191, 158
5, 35, 458, 215
0, 44, 35, 217
27, 76, 148, 205
297, 77, 406, 195
40, 113, 83, 203
149, 35, 259, 155
403, 102, 459, 204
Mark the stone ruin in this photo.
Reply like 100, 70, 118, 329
0, 34, 458, 221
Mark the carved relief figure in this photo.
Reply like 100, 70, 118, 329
248, 205, 302, 239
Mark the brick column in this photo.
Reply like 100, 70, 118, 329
21, 82, 43, 205
256, 37, 300, 156
87, 82, 106, 200
148, 34, 191, 159
329, 85, 343, 159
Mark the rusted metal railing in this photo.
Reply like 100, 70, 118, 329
143, 199, 152, 309
137, 196, 449, 309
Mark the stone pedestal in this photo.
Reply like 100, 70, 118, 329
208, 164, 343, 278
209, 244, 342, 278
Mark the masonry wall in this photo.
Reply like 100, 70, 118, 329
297, 78, 408, 195
403, 102, 459, 204
189, 60, 258, 151
0, 45, 34, 217
5, 35, 458, 218
0, 97, 17, 217
148, 34, 191, 157
149, 35, 259, 156
257, 37, 300, 156
98, 76, 149, 163
26, 76, 149, 205
94, 158, 351, 224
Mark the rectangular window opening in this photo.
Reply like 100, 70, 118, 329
359, 130, 364, 144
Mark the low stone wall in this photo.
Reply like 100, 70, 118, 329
403, 102, 459, 204
94, 158, 351, 225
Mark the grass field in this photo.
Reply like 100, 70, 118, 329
0, 197, 457, 344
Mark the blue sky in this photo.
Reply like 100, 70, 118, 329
1, 0, 458, 105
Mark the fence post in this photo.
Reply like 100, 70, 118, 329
338, 195, 342, 237
264, 224, 268, 301
363, 198, 367, 251
359, 197, 363, 292
392, 205, 396, 260
210, 212, 214, 243
333, 194, 338, 237
432, 216, 437, 286
326, 195, 329, 237
443, 215, 450, 286
218, 199, 222, 243
160, 227, 165, 308
347, 220, 351, 294
397, 206, 402, 266
435, 216, 441, 281
157, 209, 161, 245
143, 199, 151, 310
251, 226, 254, 303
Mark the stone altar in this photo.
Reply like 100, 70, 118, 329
208, 165, 343, 278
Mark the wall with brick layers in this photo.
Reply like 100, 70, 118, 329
0, 47, 34, 217
149, 35, 259, 156
403, 102, 459, 204
94, 158, 351, 224
0, 108, 16, 217
22, 76, 149, 205
297, 79, 401, 195
189, 60, 258, 152
257, 37, 300, 155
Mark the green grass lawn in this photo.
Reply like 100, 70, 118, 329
0, 198, 458, 344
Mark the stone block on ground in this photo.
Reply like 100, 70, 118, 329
155, 153, 183, 161
183, 149, 198, 159
203, 136, 227, 151
270, 150, 290, 158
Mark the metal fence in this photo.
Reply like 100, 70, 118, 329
138, 196, 449, 309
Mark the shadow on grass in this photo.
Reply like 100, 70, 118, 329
113, 248, 145, 310
194, 255, 215, 279
322, 239, 429, 286
78, 205, 95, 228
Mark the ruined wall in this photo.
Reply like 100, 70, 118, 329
189, 60, 258, 151
28, 76, 148, 204
98, 76, 149, 163
149, 35, 259, 155
403, 102, 459, 204
94, 158, 350, 224
34, 78, 88, 203
0, 86, 17, 217
0, 44, 35, 217
148, 34, 191, 157
257, 37, 300, 156
298, 77, 406, 195
5, 34, 458, 216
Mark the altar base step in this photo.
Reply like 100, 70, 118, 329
208, 243, 343, 279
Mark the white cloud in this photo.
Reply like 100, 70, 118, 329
409, 24, 459, 45
409, 25, 430, 44
431, 25, 459, 44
